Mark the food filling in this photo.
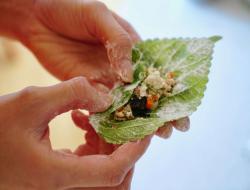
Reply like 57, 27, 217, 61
114, 68, 176, 121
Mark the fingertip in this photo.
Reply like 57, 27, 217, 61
71, 110, 84, 124
156, 123, 173, 139
66, 77, 112, 113
71, 110, 91, 130
71, 109, 82, 119
172, 117, 190, 132
89, 91, 113, 113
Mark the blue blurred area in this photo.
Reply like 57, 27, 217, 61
114, 0, 250, 189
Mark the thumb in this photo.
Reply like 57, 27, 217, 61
83, 1, 133, 82
27, 77, 112, 123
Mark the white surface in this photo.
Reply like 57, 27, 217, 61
113, 0, 250, 189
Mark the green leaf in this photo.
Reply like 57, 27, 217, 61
155, 78, 207, 121
89, 36, 221, 144
97, 118, 165, 144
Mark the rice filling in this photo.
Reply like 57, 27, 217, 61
114, 67, 176, 121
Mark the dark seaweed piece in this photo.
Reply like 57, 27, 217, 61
129, 95, 151, 117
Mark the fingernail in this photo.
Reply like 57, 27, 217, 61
116, 60, 133, 83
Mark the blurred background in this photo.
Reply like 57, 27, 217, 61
0, 0, 250, 189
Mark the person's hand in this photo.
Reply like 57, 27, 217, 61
66, 110, 137, 190
0, 77, 151, 190
18, 0, 141, 87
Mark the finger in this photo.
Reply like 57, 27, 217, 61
72, 110, 99, 145
73, 136, 113, 156
55, 135, 152, 188
72, 110, 100, 150
98, 137, 114, 155
156, 122, 173, 139
30, 77, 112, 123
83, 1, 133, 82
172, 117, 190, 132
71, 110, 94, 132
112, 12, 141, 43
74, 144, 98, 156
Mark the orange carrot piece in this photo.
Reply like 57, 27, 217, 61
146, 97, 154, 109
167, 72, 175, 79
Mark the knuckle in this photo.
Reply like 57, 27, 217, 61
18, 86, 39, 101
67, 77, 88, 99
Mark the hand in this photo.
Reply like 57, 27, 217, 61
0, 77, 151, 190
19, 0, 141, 87
67, 110, 137, 190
